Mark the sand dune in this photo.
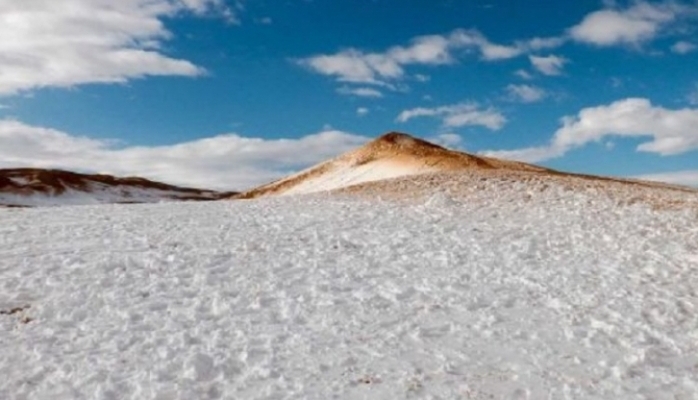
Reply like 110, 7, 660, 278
237, 132, 695, 201
237, 132, 549, 198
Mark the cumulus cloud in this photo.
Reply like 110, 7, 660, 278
482, 98, 698, 163
672, 41, 697, 54
0, 0, 233, 95
635, 169, 698, 187
529, 55, 568, 76
356, 107, 369, 116
298, 29, 564, 87
297, 35, 451, 86
299, 2, 697, 93
396, 103, 506, 130
569, 1, 690, 47
0, 119, 370, 190
506, 84, 546, 103
336, 86, 384, 98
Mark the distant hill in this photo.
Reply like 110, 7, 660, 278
0, 168, 236, 207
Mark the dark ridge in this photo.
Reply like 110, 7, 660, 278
373, 132, 446, 151
0, 168, 239, 206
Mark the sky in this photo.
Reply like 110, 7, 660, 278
0, 0, 697, 190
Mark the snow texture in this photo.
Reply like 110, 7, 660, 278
8, 177, 30, 185
284, 159, 437, 196
0, 183, 217, 207
1, 184, 698, 399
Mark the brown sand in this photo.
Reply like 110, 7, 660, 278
235, 132, 697, 209
0, 168, 237, 205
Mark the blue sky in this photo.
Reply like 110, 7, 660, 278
1, 0, 697, 190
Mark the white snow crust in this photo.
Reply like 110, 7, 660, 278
1, 184, 698, 399
0, 183, 216, 207
278, 159, 437, 196
8, 177, 31, 185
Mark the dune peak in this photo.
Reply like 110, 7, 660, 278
237, 131, 551, 198
365, 132, 445, 152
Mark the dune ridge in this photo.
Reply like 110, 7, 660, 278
237, 132, 695, 201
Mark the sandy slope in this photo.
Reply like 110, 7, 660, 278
236, 132, 697, 213
237, 132, 548, 198
333, 169, 698, 212
0, 168, 235, 207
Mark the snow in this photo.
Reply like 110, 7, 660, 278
8, 176, 31, 185
280, 159, 438, 196
0, 183, 216, 207
1, 182, 698, 399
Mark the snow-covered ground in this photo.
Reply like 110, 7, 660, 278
283, 159, 438, 196
1, 183, 697, 399
0, 184, 221, 207
0, 169, 227, 207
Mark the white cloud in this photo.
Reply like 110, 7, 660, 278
506, 84, 546, 103
474, 42, 522, 60
529, 55, 568, 76
482, 98, 698, 163
297, 34, 453, 85
396, 103, 506, 130
515, 69, 534, 80
257, 17, 273, 25
569, 1, 687, 46
298, 29, 564, 87
448, 30, 560, 60
672, 41, 697, 54
336, 86, 384, 98
299, 2, 696, 90
635, 170, 698, 187
179, 0, 231, 16
0, 119, 370, 190
430, 133, 463, 148
356, 107, 369, 116
0, 0, 233, 96
522, 36, 567, 51
388, 34, 455, 64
